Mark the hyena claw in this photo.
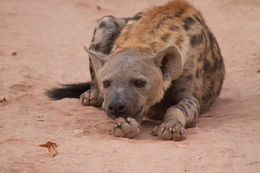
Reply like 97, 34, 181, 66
80, 88, 103, 107
158, 118, 186, 141
113, 117, 140, 138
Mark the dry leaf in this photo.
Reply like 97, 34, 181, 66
48, 145, 58, 157
39, 141, 58, 157
11, 52, 18, 56
96, 6, 102, 10
0, 98, 6, 102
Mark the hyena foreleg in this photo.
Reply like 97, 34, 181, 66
80, 16, 128, 107
157, 95, 200, 141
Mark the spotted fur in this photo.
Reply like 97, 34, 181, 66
89, 1, 224, 114
48, 0, 225, 140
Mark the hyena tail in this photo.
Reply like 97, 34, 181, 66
46, 82, 91, 100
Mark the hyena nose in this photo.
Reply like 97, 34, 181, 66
108, 101, 126, 116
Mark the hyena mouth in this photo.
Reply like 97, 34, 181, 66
130, 106, 143, 118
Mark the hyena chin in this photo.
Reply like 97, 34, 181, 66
47, 0, 225, 141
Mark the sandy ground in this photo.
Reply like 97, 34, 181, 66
0, 0, 260, 172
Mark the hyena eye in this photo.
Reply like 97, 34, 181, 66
133, 79, 146, 88
103, 80, 111, 88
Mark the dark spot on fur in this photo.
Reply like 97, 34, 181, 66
187, 100, 194, 106
197, 55, 203, 62
190, 96, 199, 109
183, 17, 195, 30
208, 32, 214, 45
186, 103, 191, 109
194, 15, 202, 25
94, 43, 101, 50
89, 66, 93, 74
208, 31, 221, 51
90, 68, 95, 79
101, 31, 121, 54
196, 69, 200, 78
175, 9, 184, 17
194, 111, 198, 120
210, 51, 224, 72
218, 57, 224, 70
169, 25, 179, 31
192, 93, 198, 99
110, 32, 117, 40
176, 104, 188, 117
190, 33, 203, 47
188, 120, 197, 128
103, 42, 114, 54
212, 53, 219, 71
208, 31, 221, 52
156, 16, 173, 28
209, 80, 214, 90
179, 88, 186, 92
89, 44, 94, 50
113, 21, 119, 28
186, 74, 193, 80
161, 33, 170, 42
216, 76, 224, 96
99, 21, 106, 28
202, 93, 211, 102
93, 28, 97, 35
160, 55, 170, 76
203, 58, 212, 72
131, 15, 142, 21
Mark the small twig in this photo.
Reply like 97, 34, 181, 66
39, 160, 47, 164
0, 98, 6, 102
203, 114, 215, 118
245, 161, 259, 166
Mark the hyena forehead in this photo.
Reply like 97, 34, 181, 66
99, 48, 159, 80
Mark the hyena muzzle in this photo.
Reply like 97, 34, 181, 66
47, 0, 225, 141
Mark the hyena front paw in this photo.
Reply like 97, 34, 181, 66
113, 117, 140, 139
80, 89, 103, 107
157, 119, 186, 141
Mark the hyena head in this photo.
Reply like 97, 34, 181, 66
85, 45, 183, 121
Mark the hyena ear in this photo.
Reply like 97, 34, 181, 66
83, 46, 106, 72
153, 45, 183, 81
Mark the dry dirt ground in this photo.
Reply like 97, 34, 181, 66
0, 0, 260, 172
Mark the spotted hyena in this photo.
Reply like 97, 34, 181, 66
48, 0, 225, 141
